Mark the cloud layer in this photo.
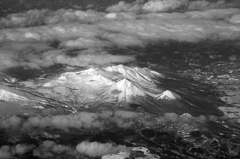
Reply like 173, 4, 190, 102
0, 110, 229, 158
106, 0, 229, 13
0, 0, 240, 71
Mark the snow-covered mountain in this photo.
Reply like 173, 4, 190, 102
158, 90, 180, 101
36, 65, 181, 107
0, 75, 42, 104
0, 65, 182, 113
0, 86, 29, 103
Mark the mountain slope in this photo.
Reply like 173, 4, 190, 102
36, 65, 181, 107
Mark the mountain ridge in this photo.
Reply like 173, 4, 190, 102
0, 65, 182, 114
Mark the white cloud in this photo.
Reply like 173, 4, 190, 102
76, 141, 129, 157
229, 14, 240, 24
140, 12, 187, 19
106, 0, 143, 13
33, 140, 78, 158
0, 9, 49, 29
0, 6, 239, 46
12, 144, 35, 156
0, 1, 240, 72
22, 112, 103, 130
0, 141, 76, 159
0, 110, 141, 132
53, 50, 135, 67
106, 0, 188, 13
0, 9, 104, 29
0, 146, 11, 159
188, 0, 225, 11
98, 17, 240, 42
185, 8, 240, 20
102, 33, 144, 47
105, 12, 137, 20
0, 110, 210, 133
142, 0, 188, 12
0, 23, 100, 42
0, 42, 135, 71
0, 116, 23, 130
114, 110, 139, 119
164, 112, 207, 123
60, 37, 109, 49
59, 37, 110, 49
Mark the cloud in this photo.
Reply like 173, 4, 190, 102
0, 110, 140, 131
105, 12, 137, 20
0, 7, 240, 46
0, 141, 77, 159
106, 0, 143, 13
0, 146, 12, 159
139, 8, 240, 20
106, 0, 189, 13
188, 0, 226, 11
76, 141, 129, 157
99, 18, 240, 42
0, 42, 135, 70
52, 50, 135, 67
0, 116, 23, 130
0, 23, 100, 42
229, 14, 240, 24
105, 0, 230, 13
0, 110, 211, 133
0, 144, 35, 159
0, 9, 49, 29
0, 110, 151, 133
12, 144, 35, 156
185, 8, 240, 20
142, 0, 188, 12
0, 9, 103, 29
0, 1, 240, 72
114, 110, 139, 119
164, 112, 207, 123
22, 112, 103, 130
59, 37, 110, 49
0, 42, 53, 69
102, 33, 144, 47
33, 140, 78, 158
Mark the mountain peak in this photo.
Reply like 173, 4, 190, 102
104, 65, 163, 82
20, 65, 182, 109
113, 78, 145, 102
157, 90, 180, 101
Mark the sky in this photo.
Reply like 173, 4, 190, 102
0, 0, 240, 72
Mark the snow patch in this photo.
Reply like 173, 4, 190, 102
157, 90, 180, 100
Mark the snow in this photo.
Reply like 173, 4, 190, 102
0, 64, 182, 115
36, 65, 170, 105
157, 90, 180, 100
114, 79, 145, 102
0, 89, 28, 102
0, 85, 44, 104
